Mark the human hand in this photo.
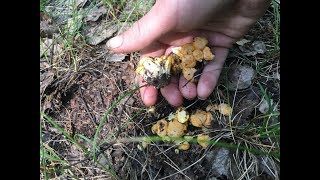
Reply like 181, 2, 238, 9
106, 0, 271, 107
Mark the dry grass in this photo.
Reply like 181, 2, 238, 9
40, 0, 279, 179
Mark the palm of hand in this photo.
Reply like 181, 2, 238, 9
108, 0, 271, 106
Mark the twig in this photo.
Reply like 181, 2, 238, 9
79, 52, 107, 70
79, 86, 98, 126
159, 154, 207, 180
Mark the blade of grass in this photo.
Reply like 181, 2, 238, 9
271, 0, 280, 50
73, 134, 117, 177
110, 135, 280, 158
40, 117, 48, 179
92, 84, 143, 157
97, 107, 146, 148
41, 112, 85, 151
41, 113, 119, 178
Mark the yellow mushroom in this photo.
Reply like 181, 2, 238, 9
193, 37, 208, 50
192, 49, 204, 61
182, 67, 197, 81
190, 109, 207, 127
171, 47, 183, 58
181, 54, 196, 68
197, 134, 210, 148
206, 104, 219, 112
176, 107, 190, 123
178, 141, 190, 150
206, 103, 232, 116
136, 37, 214, 86
181, 44, 195, 55
204, 112, 213, 128
167, 119, 187, 137
218, 103, 232, 116
151, 119, 168, 137
203, 46, 215, 61
190, 110, 212, 128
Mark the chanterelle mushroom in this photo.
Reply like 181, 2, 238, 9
190, 110, 213, 128
178, 141, 190, 150
197, 134, 210, 148
206, 103, 232, 116
167, 119, 187, 137
135, 37, 215, 87
151, 119, 168, 137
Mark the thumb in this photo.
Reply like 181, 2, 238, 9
105, 1, 177, 53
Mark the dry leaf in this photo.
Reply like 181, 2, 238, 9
85, 23, 118, 45
85, 5, 107, 22
236, 39, 250, 46
106, 53, 127, 62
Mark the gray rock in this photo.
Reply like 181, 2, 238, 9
258, 155, 280, 179
252, 40, 267, 54
231, 87, 261, 124
206, 147, 231, 179
259, 98, 273, 114
237, 40, 267, 56
227, 64, 255, 90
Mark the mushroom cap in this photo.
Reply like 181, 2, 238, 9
151, 119, 168, 137
190, 109, 212, 128
218, 103, 232, 116
193, 37, 208, 50
197, 134, 210, 148
176, 107, 190, 123
178, 141, 190, 150
167, 119, 187, 137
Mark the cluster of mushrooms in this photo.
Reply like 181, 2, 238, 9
135, 37, 215, 88
148, 104, 232, 150
135, 37, 231, 151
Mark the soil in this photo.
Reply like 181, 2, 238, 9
40, 2, 280, 179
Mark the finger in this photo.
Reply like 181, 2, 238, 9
193, 30, 236, 48
140, 41, 167, 57
139, 76, 158, 107
105, 1, 177, 53
161, 32, 194, 55
197, 47, 229, 99
160, 77, 183, 107
158, 32, 194, 47
137, 42, 167, 107
179, 76, 197, 100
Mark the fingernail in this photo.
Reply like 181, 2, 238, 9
185, 97, 195, 100
106, 36, 123, 49
198, 96, 206, 100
